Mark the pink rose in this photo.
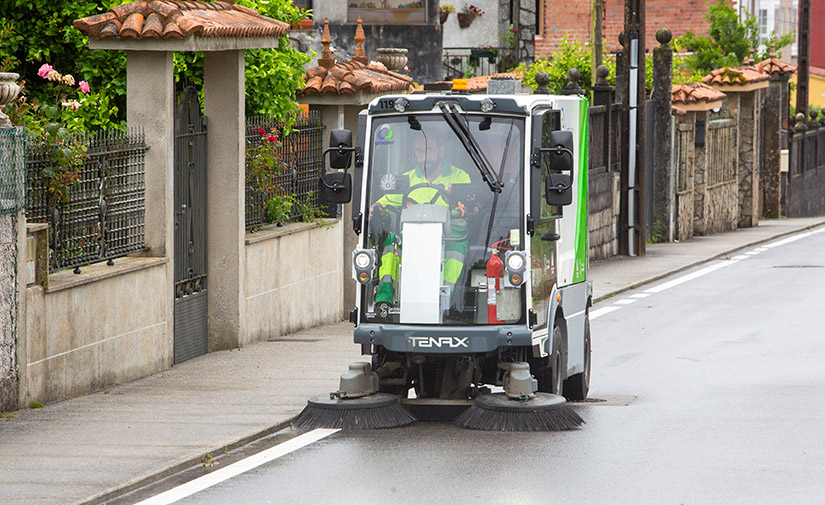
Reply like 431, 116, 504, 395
38, 63, 54, 79
79, 81, 90, 94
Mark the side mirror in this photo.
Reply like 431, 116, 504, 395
320, 172, 353, 204
321, 129, 355, 204
328, 129, 353, 169
544, 130, 574, 207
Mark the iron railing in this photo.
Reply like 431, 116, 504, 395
245, 112, 323, 229
26, 129, 147, 272
442, 47, 507, 80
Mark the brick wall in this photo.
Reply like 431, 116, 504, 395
537, 0, 712, 57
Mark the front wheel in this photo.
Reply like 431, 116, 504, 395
534, 325, 564, 395
564, 313, 591, 401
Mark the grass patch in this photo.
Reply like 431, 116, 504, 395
0, 412, 15, 418
29, 401, 44, 409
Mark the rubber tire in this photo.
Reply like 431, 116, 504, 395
535, 326, 564, 395
563, 314, 591, 401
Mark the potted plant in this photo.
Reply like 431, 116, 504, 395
439, 4, 455, 24
457, 4, 484, 28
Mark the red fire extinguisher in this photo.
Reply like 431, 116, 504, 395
486, 249, 504, 324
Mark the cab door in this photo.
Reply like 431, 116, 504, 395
528, 108, 562, 330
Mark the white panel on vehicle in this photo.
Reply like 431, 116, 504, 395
400, 222, 443, 324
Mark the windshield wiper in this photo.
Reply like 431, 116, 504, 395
437, 102, 503, 193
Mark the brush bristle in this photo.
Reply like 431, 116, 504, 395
294, 402, 416, 430
455, 404, 584, 431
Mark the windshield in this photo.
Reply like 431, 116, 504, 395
361, 113, 525, 326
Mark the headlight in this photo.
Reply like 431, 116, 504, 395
504, 250, 526, 287
352, 249, 376, 284
480, 97, 496, 113
394, 97, 409, 112
506, 252, 525, 271
354, 251, 372, 269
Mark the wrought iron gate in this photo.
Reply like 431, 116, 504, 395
173, 83, 208, 364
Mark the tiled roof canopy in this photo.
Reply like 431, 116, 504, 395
300, 18, 413, 95
672, 82, 726, 105
757, 57, 797, 76
702, 66, 770, 86
302, 60, 414, 95
73, 1, 288, 40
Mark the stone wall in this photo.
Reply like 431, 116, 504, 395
588, 168, 620, 261
0, 214, 17, 411
25, 258, 170, 405
244, 220, 343, 344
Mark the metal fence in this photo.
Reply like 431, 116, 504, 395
26, 129, 147, 272
0, 127, 27, 214
442, 47, 506, 80
245, 112, 323, 229
675, 122, 695, 193
706, 119, 737, 186
785, 115, 825, 216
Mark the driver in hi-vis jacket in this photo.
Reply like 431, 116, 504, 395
369, 133, 471, 308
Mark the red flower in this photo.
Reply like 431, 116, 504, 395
259, 128, 266, 135
267, 135, 277, 142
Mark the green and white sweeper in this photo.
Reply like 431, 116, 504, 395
297, 81, 592, 431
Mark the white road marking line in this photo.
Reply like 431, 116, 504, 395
755, 247, 769, 252
764, 233, 811, 248
645, 260, 739, 294
732, 255, 750, 260
590, 306, 621, 320
613, 299, 638, 305
135, 429, 339, 505
812, 227, 825, 235
746, 251, 761, 255
630, 293, 650, 298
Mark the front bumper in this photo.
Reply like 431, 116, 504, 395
354, 323, 532, 354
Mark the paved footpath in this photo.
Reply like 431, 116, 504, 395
1, 217, 823, 505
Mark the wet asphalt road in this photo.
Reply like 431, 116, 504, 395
127, 229, 825, 505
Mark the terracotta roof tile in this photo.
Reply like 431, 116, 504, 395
671, 82, 726, 105
757, 57, 797, 76
300, 60, 414, 96
74, 0, 288, 40
411, 72, 521, 93
702, 65, 770, 86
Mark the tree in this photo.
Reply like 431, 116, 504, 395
0, 0, 312, 128
677, 0, 795, 76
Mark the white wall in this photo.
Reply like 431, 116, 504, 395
441, 0, 502, 48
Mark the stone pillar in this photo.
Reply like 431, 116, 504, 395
736, 89, 759, 227
126, 51, 175, 365
204, 50, 246, 350
651, 28, 673, 241
762, 76, 782, 218
517, 0, 536, 65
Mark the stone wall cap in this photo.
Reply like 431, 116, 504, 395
672, 81, 726, 106
757, 57, 797, 76
702, 65, 771, 87
301, 60, 414, 96
74, 1, 288, 41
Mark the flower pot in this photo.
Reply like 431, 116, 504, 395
439, 11, 449, 24
457, 12, 475, 28
0, 73, 20, 128
376, 48, 409, 72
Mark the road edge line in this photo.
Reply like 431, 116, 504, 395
592, 221, 825, 304
75, 418, 299, 505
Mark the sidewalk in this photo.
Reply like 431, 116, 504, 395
1, 217, 823, 505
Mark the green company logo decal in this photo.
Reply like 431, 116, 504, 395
375, 125, 395, 145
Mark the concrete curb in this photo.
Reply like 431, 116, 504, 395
593, 220, 825, 304
78, 419, 295, 505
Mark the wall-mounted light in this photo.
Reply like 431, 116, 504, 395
394, 97, 410, 112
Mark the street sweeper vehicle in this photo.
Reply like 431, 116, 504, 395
297, 83, 592, 431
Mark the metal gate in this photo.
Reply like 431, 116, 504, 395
173, 83, 208, 364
